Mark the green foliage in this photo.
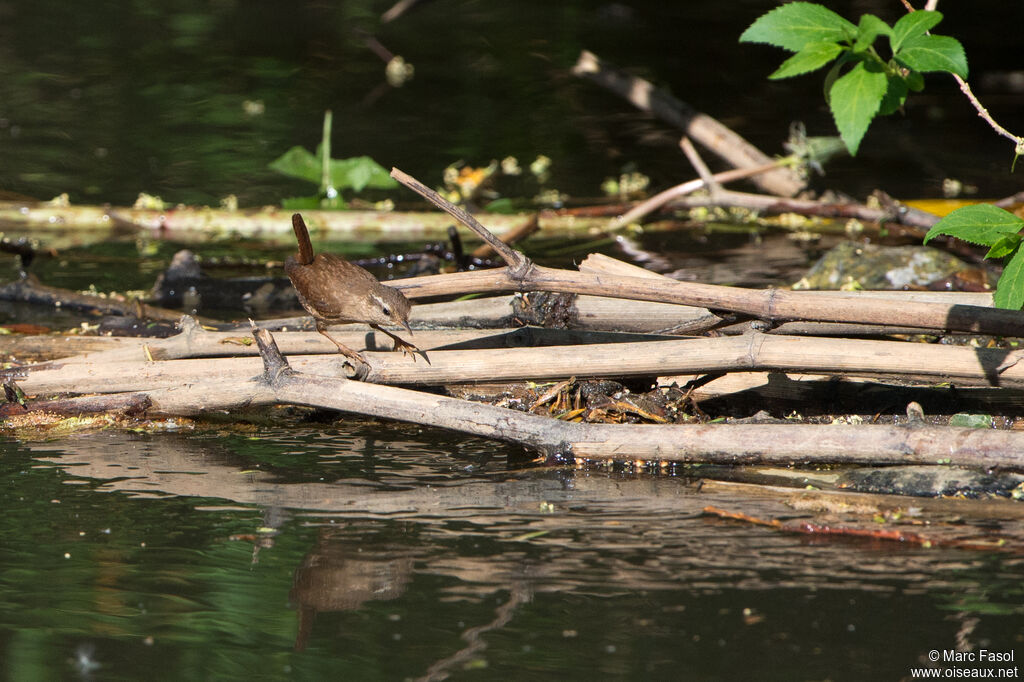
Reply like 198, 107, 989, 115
269, 146, 397, 194
267, 110, 397, 209
924, 205, 1024, 309
949, 413, 994, 429
740, 3, 967, 155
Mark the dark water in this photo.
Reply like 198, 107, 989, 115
1, 0, 1022, 208
3, 1, 1024, 679
2, 428, 1023, 681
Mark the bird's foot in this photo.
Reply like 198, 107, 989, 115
371, 325, 425, 363
392, 337, 421, 359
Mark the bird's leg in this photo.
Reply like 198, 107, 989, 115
370, 324, 422, 361
316, 321, 365, 364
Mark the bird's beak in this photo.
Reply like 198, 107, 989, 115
402, 320, 413, 335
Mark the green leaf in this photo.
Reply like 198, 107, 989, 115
923, 204, 1024, 246
985, 234, 1022, 259
327, 155, 399, 192
740, 2, 857, 52
269, 147, 398, 192
891, 10, 943, 52
828, 61, 888, 155
949, 413, 993, 429
897, 34, 968, 78
853, 14, 891, 52
878, 75, 908, 116
769, 41, 843, 79
994, 247, 1024, 310
268, 146, 321, 184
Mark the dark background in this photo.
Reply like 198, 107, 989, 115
1, 0, 1022, 207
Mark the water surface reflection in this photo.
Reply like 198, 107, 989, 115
2, 429, 1021, 679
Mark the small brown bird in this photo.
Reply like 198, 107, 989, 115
285, 213, 418, 363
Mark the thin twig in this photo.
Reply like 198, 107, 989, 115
390, 167, 530, 273
608, 160, 787, 229
954, 76, 1024, 151
665, 188, 940, 230
679, 136, 721, 198
902, 0, 1023, 153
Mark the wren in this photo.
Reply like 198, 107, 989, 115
285, 213, 419, 362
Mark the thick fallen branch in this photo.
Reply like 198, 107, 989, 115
8, 326, 1024, 473
385, 265, 1024, 337
10, 331, 1024, 396
19, 325, 1022, 470
386, 170, 1021, 336
51, 318, 667, 364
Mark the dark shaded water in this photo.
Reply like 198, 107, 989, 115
3, 428, 1023, 680
3, 1, 1024, 679
1, 0, 1022, 207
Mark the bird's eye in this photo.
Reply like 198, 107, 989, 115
381, 306, 391, 316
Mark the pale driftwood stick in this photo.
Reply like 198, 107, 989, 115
563, 422, 1024, 467
578, 253, 725, 330
667, 188, 940, 230
420, 585, 529, 682
57, 317, 517, 363
609, 161, 786, 230
571, 50, 804, 197
402, 291, 720, 334
576, 255, 987, 337
576, 256, 932, 336
55, 323, 667, 365
578, 256, 997, 309
19, 366, 1024, 469
578, 253, 726, 332
390, 167, 528, 271
577, 254, 994, 336
772, 290, 994, 306
356, 333, 1024, 387
12, 332, 1024, 397
10, 325, 1024, 470
388, 265, 1024, 337
72, 331, 1024, 470
244, 289, 994, 339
